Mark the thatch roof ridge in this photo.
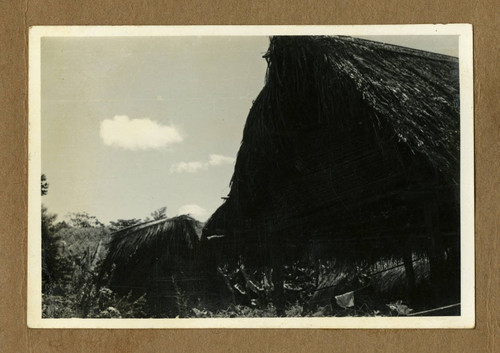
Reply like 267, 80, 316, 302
110, 215, 200, 234
110, 217, 170, 235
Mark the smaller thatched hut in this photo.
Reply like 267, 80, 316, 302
99, 215, 203, 317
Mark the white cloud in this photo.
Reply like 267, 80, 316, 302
100, 115, 183, 150
178, 204, 208, 220
170, 154, 235, 174
208, 154, 235, 166
169, 161, 205, 173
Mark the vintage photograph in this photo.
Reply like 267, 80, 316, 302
28, 25, 474, 328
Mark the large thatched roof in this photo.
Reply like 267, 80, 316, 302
203, 36, 460, 264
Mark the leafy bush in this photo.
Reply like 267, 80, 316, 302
42, 224, 146, 318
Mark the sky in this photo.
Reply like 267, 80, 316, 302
40, 35, 458, 224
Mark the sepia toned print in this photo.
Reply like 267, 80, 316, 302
28, 25, 474, 328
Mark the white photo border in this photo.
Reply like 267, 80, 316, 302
28, 24, 474, 329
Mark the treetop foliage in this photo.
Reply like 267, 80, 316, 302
108, 218, 142, 232
67, 212, 105, 228
41, 174, 49, 196
150, 206, 167, 220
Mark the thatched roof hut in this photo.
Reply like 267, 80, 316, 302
100, 215, 204, 316
202, 36, 460, 269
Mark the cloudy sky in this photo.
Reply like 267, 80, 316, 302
40, 35, 457, 224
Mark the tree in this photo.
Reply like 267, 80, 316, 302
42, 205, 71, 289
41, 174, 49, 196
41, 174, 60, 288
150, 206, 167, 220
67, 212, 105, 228
108, 218, 142, 232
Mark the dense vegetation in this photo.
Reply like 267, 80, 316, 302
41, 206, 435, 318
41, 208, 145, 318
42, 176, 150, 318
41, 215, 433, 319
41, 172, 457, 319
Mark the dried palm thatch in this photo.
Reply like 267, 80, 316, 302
99, 215, 203, 316
202, 36, 460, 270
